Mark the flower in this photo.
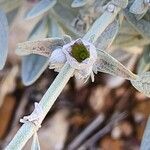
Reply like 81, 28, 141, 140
16, 36, 137, 83
49, 38, 97, 82
16, 35, 150, 97
49, 37, 137, 83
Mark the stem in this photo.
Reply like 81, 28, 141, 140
5, 63, 74, 150
83, 7, 121, 43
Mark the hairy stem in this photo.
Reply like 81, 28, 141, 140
5, 63, 74, 150
83, 7, 121, 43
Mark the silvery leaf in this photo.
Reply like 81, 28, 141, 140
138, 45, 150, 74
21, 55, 49, 86
129, 0, 147, 15
95, 50, 137, 80
20, 17, 50, 86
52, 2, 81, 38
110, 49, 132, 63
131, 72, 150, 97
16, 38, 65, 57
50, 9, 81, 39
0, 10, 8, 70
112, 0, 128, 8
48, 17, 63, 37
19, 19, 58, 86
94, 19, 119, 50
134, 11, 148, 20
106, 50, 136, 88
6, 7, 18, 25
26, 0, 57, 20
71, 0, 87, 8
31, 133, 40, 150
29, 17, 49, 40
124, 9, 150, 39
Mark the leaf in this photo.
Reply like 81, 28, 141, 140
48, 17, 63, 37
124, 9, 150, 39
21, 54, 49, 86
94, 19, 119, 50
16, 38, 65, 57
135, 11, 148, 21
31, 133, 40, 150
50, 4, 81, 38
131, 72, 150, 97
137, 45, 150, 74
129, 0, 148, 20
94, 50, 137, 80
0, 10, 8, 70
19, 17, 49, 86
28, 17, 49, 40
71, 0, 87, 8
129, 0, 147, 15
25, 0, 57, 20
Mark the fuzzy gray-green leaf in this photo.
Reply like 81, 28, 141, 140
16, 38, 65, 57
95, 50, 137, 80
48, 17, 63, 37
21, 55, 49, 86
0, 10, 8, 70
138, 45, 150, 73
29, 17, 49, 40
49, 9, 81, 39
129, 0, 146, 15
26, 0, 57, 20
20, 17, 50, 86
95, 19, 119, 50
131, 72, 150, 97
124, 9, 150, 39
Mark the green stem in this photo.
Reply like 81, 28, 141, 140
5, 63, 74, 150
83, 7, 121, 43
